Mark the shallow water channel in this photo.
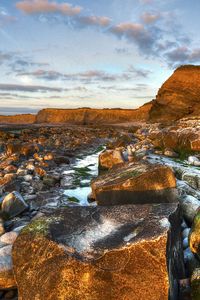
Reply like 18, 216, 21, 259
63, 146, 104, 205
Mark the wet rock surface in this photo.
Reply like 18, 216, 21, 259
13, 204, 183, 300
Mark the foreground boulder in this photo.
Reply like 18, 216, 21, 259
92, 162, 178, 205
13, 205, 184, 300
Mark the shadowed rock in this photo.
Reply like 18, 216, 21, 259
12, 205, 184, 300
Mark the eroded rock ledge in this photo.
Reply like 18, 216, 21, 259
12, 205, 184, 300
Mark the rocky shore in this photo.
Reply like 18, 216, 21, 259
0, 65, 200, 299
0, 115, 198, 299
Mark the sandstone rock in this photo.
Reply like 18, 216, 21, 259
35, 106, 152, 125
189, 211, 200, 257
0, 114, 35, 125
98, 149, 125, 170
0, 245, 16, 289
12, 205, 184, 300
149, 65, 200, 123
2, 192, 28, 219
92, 162, 178, 205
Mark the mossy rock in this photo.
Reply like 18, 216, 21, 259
191, 268, 200, 300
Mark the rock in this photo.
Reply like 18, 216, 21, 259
180, 195, 200, 225
98, 149, 125, 170
188, 156, 200, 166
149, 65, 200, 123
164, 149, 178, 158
0, 245, 16, 289
2, 192, 28, 219
183, 237, 189, 249
54, 156, 70, 165
12, 204, 184, 300
189, 210, 200, 257
184, 247, 200, 277
0, 232, 18, 245
92, 162, 178, 205
182, 228, 191, 239
182, 173, 199, 190
191, 268, 200, 300
0, 218, 5, 236
43, 175, 59, 187
23, 175, 33, 182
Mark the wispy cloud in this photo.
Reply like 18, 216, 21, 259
16, 0, 82, 16
0, 83, 63, 92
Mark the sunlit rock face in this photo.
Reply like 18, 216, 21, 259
0, 114, 36, 124
35, 105, 152, 124
91, 163, 178, 205
12, 205, 184, 300
149, 65, 200, 123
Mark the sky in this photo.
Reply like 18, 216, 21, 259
0, 0, 200, 115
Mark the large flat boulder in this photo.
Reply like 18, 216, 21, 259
12, 205, 184, 300
91, 162, 178, 205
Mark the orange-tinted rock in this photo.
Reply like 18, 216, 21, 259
91, 162, 178, 205
36, 105, 152, 124
98, 149, 125, 170
0, 114, 36, 124
149, 65, 200, 123
12, 205, 185, 300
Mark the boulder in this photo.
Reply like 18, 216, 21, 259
180, 195, 200, 225
0, 245, 16, 289
92, 162, 178, 205
12, 205, 184, 300
1, 192, 28, 219
98, 149, 125, 170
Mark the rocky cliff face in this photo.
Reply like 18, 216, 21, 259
0, 103, 152, 125
35, 104, 152, 124
149, 65, 200, 122
1, 64, 200, 125
0, 114, 36, 124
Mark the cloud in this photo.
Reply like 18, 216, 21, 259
165, 47, 200, 67
0, 83, 63, 92
141, 12, 161, 24
19, 69, 63, 80
76, 15, 111, 28
0, 107, 38, 115
0, 8, 16, 26
16, 0, 82, 16
0, 51, 12, 65
110, 22, 159, 55
17, 68, 135, 83
127, 66, 151, 78
139, 0, 154, 4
